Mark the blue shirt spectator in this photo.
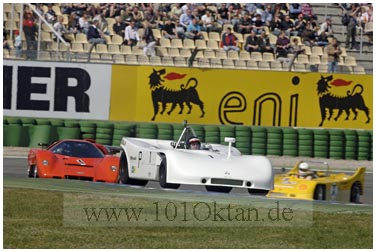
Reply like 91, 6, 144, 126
179, 9, 192, 29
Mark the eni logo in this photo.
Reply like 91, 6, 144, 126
148, 68, 205, 121
316, 75, 370, 126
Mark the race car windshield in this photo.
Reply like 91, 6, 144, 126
51, 141, 105, 158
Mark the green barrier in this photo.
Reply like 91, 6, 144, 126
35, 118, 51, 125
3, 125, 30, 147
29, 125, 53, 147
57, 127, 81, 140
5, 117, 21, 125
3, 117, 373, 161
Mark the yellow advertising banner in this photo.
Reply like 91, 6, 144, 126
110, 66, 372, 130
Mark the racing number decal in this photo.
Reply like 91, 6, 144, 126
138, 152, 142, 168
330, 183, 338, 201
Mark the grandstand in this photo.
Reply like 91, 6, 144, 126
3, 3, 373, 74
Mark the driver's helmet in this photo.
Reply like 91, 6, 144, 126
298, 162, 310, 176
186, 137, 201, 150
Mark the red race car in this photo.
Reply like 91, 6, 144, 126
27, 139, 120, 183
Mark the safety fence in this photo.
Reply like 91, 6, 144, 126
3, 117, 372, 161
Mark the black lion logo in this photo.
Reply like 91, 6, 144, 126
317, 75, 370, 126
148, 69, 205, 121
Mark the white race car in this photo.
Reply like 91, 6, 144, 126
119, 123, 274, 194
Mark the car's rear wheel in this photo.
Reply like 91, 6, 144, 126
119, 152, 148, 186
247, 189, 269, 196
314, 185, 326, 200
159, 158, 180, 189
28, 165, 38, 178
350, 182, 362, 203
206, 186, 232, 193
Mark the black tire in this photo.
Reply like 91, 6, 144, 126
350, 182, 362, 203
28, 165, 38, 178
313, 185, 326, 200
119, 152, 148, 186
159, 158, 180, 189
248, 189, 269, 196
205, 185, 232, 193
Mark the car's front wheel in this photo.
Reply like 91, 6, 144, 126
28, 165, 38, 178
159, 158, 180, 189
314, 185, 326, 200
247, 189, 269, 196
350, 182, 362, 203
119, 152, 148, 186
205, 186, 232, 193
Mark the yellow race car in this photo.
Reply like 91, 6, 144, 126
267, 161, 366, 203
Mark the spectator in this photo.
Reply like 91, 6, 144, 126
113, 16, 126, 37
244, 3, 258, 16
121, 7, 133, 26
236, 12, 253, 35
261, 4, 273, 27
181, 3, 193, 15
345, 4, 360, 49
294, 14, 306, 37
123, 20, 140, 46
367, 4, 373, 22
53, 16, 72, 43
78, 12, 90, 34
201, 10, 216, 32
132, 6, 144, 28
61, 4, 74, 15
300, 3, 317, 21
93, 13, 109, 35
162, 19, 178, 39
87, 20, 106, 44
3, 29, 11, 53
23, 6, 37, 59
301, 21, 318, 46
317, 31, 329, 47
221, 27, 239, 52
327, 38, 342, 73
179, 8, 192, 31
259, 31, 274, 53
358, 6, 370, 29
14, 30, 22, 58
275, 31, 293, 60
217, 3, 230, 26
143, 5, 158, 26
280, 15, 297, 37
142, 21, 156, 57
229, 5, 241, 28
253, 13, 266, 34
185, 18, 203, 40
289, 3, 302, 19
318, 17, 334, 38
67, 12, 80, 33
45, 4, 57, 24
270, 14, 283, 36
170, 3, 183, 21
291, 37, 303, 52
244, 30, 259, 53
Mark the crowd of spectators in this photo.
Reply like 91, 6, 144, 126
3, 3, 374, 70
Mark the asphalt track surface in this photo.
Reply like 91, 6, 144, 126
3, 157, 373, 205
